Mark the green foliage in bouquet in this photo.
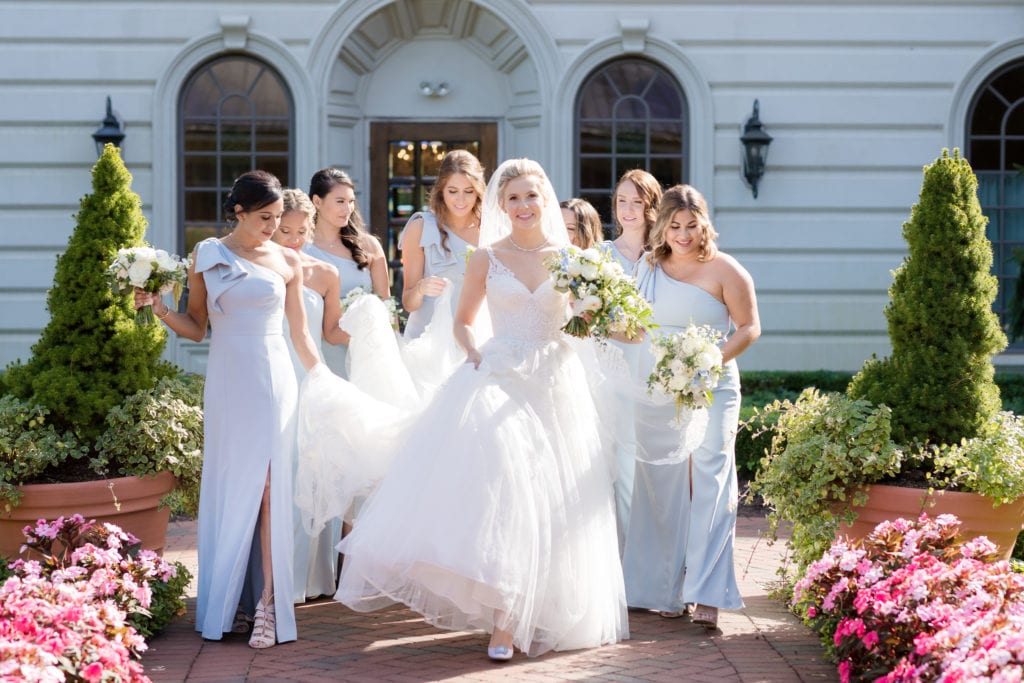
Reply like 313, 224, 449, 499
848, 149, 1006, 446
4, 144, 176, 443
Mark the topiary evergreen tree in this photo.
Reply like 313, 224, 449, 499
5, 144, 175, 444
848, 148, 1006, 445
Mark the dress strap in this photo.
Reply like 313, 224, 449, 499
635, 258, 657, 304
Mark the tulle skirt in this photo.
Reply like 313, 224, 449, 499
332, 334, 628, 656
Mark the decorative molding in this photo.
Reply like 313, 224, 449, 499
619, 18, 650, 53
948, 38, 1024, 149
220, 15, 251, 49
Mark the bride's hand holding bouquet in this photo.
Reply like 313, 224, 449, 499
109, 244, 190, 324
545, 245, 653, 341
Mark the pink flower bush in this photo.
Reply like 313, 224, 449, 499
0, 515, 190, 682
0, 569, 149, 681
793, 513, 1024, 682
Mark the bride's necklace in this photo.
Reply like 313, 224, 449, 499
508, 235, 549, 252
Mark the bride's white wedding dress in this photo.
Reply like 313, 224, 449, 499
301, 247, 628, 656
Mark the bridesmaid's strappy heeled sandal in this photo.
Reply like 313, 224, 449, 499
231, 608, 254, 634
657, 609, 687, 619
248, 595, 276, 649
692, 604, 719, 629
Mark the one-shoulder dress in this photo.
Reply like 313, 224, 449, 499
622, 259, 743, 613
193, 238, 297, 643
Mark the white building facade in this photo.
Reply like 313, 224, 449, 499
2, 0, 1023, 374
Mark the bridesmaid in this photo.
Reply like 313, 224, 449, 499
305, 168, 389, 378
559, 197, 603, 249
604, 169, 662, 271
137, 171, 321, 648
600, 169, 663, 553
271, 188, 347, 602
399, 149, 485, 340
623, 184, 760, 628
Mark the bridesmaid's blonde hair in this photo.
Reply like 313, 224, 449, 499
647, 184, 719, 266
282, 188, 316, 234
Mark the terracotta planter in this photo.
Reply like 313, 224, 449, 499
838, 483, 1024, 561
0, 471, 178, 560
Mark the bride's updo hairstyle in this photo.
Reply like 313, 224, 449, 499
428, 149, 486, 255
647, 184, 719, 266
223, 170, 283, 226
308, 167, 370, 270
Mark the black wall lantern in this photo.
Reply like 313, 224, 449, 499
740, 99, 772, 199
92, 96, 125, 155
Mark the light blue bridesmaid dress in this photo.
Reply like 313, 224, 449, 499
400, 212, 473, 340
622, 259, 743, 613
193, 238, 297, 642
284, 287, 341, 602
599, 239, 642, 554
303, 243, 373, 379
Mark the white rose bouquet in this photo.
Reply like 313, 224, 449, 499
647, 323, 724, 420
108, 244, 190, 324
341, 287, 402, 331
544, 245, 653, 340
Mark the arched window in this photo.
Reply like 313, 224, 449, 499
967, 59, 1024, 332
179, 55, 293, 254
574, 58, 688, 232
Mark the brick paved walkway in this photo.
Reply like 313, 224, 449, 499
142, 515, 838, 682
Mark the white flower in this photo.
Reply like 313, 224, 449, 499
154, 249, 178, 271
695, 350, 720, 371
580, 247, 602, 263
581, 294, 602, 312
680, 335, 701, 356
601, 260, 624, 277
127, 259, 153, 287
669, 358, 685, 376
668, 374, 689, 391
134, 246, 157, 263
580, 262, 600, 281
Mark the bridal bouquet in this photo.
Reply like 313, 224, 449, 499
108, 244, 190, 324
545, 245, 652, 340
341, 287, 401, 331
647, 323, 724, 421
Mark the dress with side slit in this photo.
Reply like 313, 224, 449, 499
193, 237, 297, 643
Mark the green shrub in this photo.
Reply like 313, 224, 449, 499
93, 375, 205, 517
737, 370, 1024, 482
737, 371, 854, 479
4, 144, 176, 443
848, 149, 1006, 446
131, 562, 192, 639
0, 395, 89, 511
749, 389, 905, 570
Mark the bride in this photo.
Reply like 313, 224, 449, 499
298, 158, 628, 660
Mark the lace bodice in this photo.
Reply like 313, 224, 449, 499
485, 249, 569, 343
